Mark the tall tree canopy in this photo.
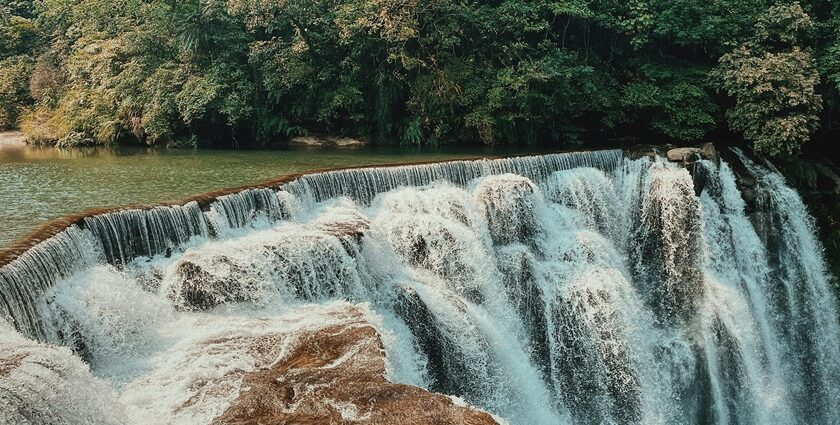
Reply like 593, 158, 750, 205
1, 0, 838, 156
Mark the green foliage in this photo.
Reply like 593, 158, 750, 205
713, 3, 822, 156
0, 15, 38, 57
1, 0, 837, 151
622, 62, 717, 141
0, 55, 33, 129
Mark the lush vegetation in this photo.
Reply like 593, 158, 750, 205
1, 0, 839, 155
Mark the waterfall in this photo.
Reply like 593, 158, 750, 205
1, 149, 839, 424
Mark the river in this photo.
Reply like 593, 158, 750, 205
0, 136, 540, 248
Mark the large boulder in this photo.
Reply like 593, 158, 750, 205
665, 143, 718, 165
215, 306, 498, 425
120, 303, 499, 424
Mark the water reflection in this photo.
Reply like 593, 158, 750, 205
0, 141, 544, 248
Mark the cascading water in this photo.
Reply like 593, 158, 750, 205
1, 149, 839, 424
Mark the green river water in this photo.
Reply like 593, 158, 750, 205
0, 141, 542, 248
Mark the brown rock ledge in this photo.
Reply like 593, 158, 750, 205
213, 307, 499, 425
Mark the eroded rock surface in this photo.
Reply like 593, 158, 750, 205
118, 303, 498, 425
213, 306, 498, 425
665, 143, 718, 164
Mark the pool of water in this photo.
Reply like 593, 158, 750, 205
0, 142, 544, 248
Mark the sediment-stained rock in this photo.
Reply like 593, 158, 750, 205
118, 303, 498, 425
213, 305, 498, 425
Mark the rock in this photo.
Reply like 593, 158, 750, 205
118, 303, 498, 424
289, 135, 368, 148
666, 144, 718, 165
631, 167, 704, 323
666, 147, 701, 162
169, 255, 251, 310
773, 155, 840, 280
624, 145, 660, 160
313, 206, 371, 242
719, 148, 759, 213
208, 305, 498, 425
474, 174, 539, 246
698, 142, 719, 165
167, 226, 366, 310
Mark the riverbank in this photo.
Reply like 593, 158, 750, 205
0, 131, 25, 147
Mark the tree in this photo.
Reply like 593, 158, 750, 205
0, 55, 33, 129
712, 3, 821, 156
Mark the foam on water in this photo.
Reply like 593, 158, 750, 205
1, 149, 838, 424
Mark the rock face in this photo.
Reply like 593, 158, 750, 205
213, 305, 498, 425
117, 303, 499, 424
665, 143, 718, 165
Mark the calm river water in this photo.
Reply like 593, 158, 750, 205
0, 141, 543, 248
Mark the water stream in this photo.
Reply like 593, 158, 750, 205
1, 149, 838, 424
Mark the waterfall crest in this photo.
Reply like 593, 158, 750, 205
1, 149, 839, 424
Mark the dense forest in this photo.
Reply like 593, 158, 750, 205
1, 0, 839, 156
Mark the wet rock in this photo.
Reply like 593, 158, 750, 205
393, 284, 492, 401
631, 166, 704, 323
546, 168, 620, 237
168, 226, 366, 310
667, 147, 702, 162
772, 155, 840, 280
719, 149, 759, 213
666, 143, 718, 165
698, 142, 719, 165
313, 208, 371, 243
550, 271, 641, 425
496, 247, 551, 380
211, 305, 499, 425
666, 143, 719, 196
169, 255, 249, 310
624, 145, 660, 160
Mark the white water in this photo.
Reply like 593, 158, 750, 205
1, 150, 839, 424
